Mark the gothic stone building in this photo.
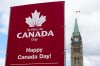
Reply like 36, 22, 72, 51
71, 19, 83, 66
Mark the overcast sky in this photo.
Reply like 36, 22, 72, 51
0, 0, 100, 66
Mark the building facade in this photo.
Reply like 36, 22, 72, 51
71, 19, 83, 66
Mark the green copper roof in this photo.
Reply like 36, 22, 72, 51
73, 19, 79, 36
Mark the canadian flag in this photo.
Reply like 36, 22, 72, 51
76, 10, 80, 13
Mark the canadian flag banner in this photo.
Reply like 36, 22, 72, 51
6, 1, 65, 66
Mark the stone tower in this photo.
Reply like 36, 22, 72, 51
71, 19, 83, 66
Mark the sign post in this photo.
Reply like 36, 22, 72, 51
6, 1, 65, 66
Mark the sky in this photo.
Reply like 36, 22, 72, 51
0, 0, 100, 66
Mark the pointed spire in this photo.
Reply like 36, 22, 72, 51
73, 18, 80, 36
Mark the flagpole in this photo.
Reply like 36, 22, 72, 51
75, 10, 80, 19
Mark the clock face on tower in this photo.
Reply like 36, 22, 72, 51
74, 38, 79, 42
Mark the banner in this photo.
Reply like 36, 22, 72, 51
6, 1, 65, 66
